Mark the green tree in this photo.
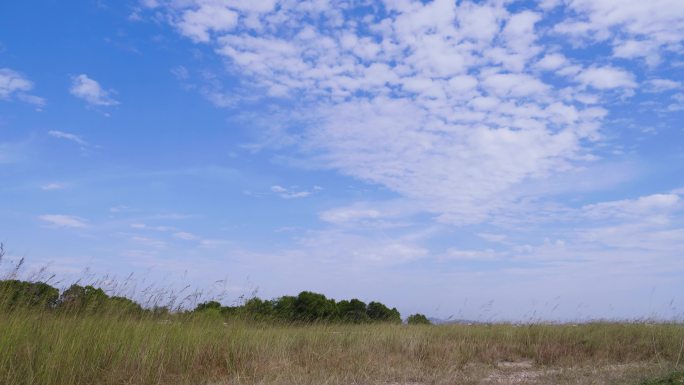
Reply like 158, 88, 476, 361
366, 301, 401, 323
194, 300, 222, 312
273, 295, 297, 320
58, 284, 109, 313
0, 280, 59, 310
407, 313, 431, 325
243, 297, 274, 319
107, 296, 143, 315
294, 291, 337, 321
338, 298, 370, 323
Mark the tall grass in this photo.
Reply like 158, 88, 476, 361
1, 310, 683, 385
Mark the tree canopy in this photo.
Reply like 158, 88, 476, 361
191, 292, 403, 324
1, 279, 410, 324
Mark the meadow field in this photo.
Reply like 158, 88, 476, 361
1, 310, 683, 385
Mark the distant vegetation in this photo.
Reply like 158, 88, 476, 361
407, 313, 431, 325
201, 291, 406, 324
0, 278, 431, 324
0, 279, 143, 315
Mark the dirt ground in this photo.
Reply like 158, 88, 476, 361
383, 361, 664, 385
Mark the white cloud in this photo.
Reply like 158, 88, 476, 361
319, 200, 419, 228
481, 72, 549, 98
39, 214, 88, 228
668, 93, 684, 111
199, 239, 232, 249
177, 4, 238, 42
441, 248, 502, 261
147, 1, 673, 226
583, 193, 681, 220
41, 183, 66, 191
0, 68, 45, 106
535, 53, 567, 71
575, 66, 636, 90
140, 0, 159, 8
131, 236, 166, 249
0, 68, 33, 98
555, 0, 684, 64
170, 65, 189, 80
271, 185, 312, 199
297, 229, 429, 265
109, 205, 129, 213
478, 233, 509, 244
612, 40, 658, 64
320, 207, 381, 224
48, 130, 88, 146
69, 74, 119, 106
644, 78, 682, 93
174, 231, 199, 240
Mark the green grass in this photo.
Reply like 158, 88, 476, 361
1, 309, 683, 385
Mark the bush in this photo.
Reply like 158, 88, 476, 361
407, 313, 431, 325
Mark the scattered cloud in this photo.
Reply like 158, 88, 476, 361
128, 222, 204, 243
575, 66, 636, 90
441, 248, 502, 261
174, 231, 199, 240
2, 0, 681, 321
149, 0, 652, 225
69, 74, 119, 106
170, 65, 189, 80
320, 207, 381, 224
583, 193, 681, 220
296, 229, 429, 265
271, 185, 313, 199
176, 4, 238, 43
199, 239, 231, 248
131, 236, 166, 249
41, 183, 66, 191
109, 205, 130, 213
667, 93, 684, 111
478, 233, 509, 244
39, 214, 88, 228
319, 200, 418, 228
645, 78, 682, 93
48, 130, 89, 146
0, 68, 45, 107
535, 53, 568, 71
555, 0, 684, 65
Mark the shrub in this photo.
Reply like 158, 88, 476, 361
407, 313, 431, 325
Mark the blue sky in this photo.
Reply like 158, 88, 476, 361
1, 0, 684, 321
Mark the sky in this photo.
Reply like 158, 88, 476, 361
1, 0, 683, 322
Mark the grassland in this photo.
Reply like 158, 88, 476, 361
1, 310, 683, 385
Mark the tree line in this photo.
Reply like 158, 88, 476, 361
0, 279, 431, 324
